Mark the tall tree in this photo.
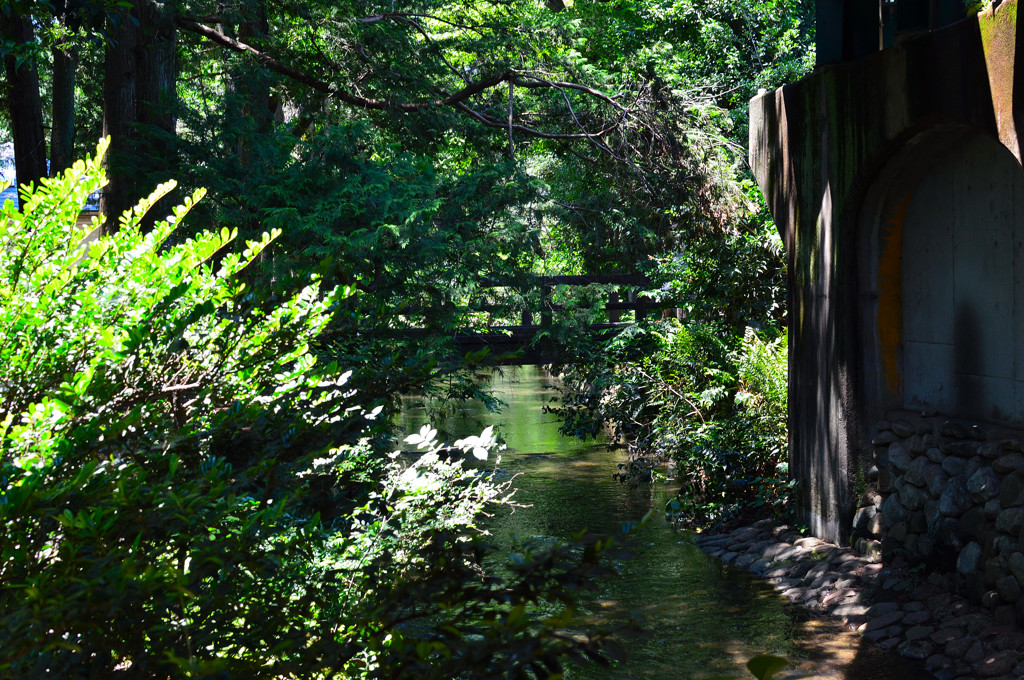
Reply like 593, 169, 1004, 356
101, 0, 178, 226
50, 10, 79, 176
1, 11, 46, 192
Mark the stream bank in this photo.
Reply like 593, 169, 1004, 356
399, 367, 939, 679
697, 520, 1024, 679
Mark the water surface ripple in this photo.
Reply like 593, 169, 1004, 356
397, 367, 931, 680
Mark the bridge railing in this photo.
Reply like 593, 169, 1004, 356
478, 273, 653, 327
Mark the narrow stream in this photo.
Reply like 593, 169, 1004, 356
396, 367, 932, 680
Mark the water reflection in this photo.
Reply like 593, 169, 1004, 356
397, 367, 931, 680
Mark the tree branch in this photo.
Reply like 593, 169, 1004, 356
174, 16, 631, 146
176, 16, 508, 112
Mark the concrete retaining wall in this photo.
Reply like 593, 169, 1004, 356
750, 0, 1024, 543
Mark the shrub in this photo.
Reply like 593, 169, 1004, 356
0, 142, 619, 678
550, 225, 790, 526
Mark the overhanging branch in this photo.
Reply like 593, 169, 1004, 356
174, 16, 631, 145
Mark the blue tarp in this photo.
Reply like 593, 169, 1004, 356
0, 144, 100, 211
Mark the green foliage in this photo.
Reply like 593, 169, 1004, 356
0, 145, 623, 679
551, 221, 790, 526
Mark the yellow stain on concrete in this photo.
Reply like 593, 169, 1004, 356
877, 193, 911, 395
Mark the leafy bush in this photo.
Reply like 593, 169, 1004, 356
550, 224, 790, 526
0, 143, 620, 678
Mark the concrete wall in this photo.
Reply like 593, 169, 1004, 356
750, 0, 1024, 543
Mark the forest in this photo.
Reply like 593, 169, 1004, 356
1, 0, 812, 677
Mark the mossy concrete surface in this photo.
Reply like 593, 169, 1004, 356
750, 1, 1024, 544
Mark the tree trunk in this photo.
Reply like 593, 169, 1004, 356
236, 1, 273, 169
51, 40, 79, 177
101, 1, 178, 230
101, 11, 140, 228
136, 0, 178, 227
1, 14, 47, 193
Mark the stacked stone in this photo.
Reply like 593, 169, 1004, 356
873, 413, 1024, 628
696, 519, 1024, 680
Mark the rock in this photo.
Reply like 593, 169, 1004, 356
987, 554, 1007, 580
903, 610, 932, 626
942, 456, 967, 477
907, 433, 925, 452
996, 575, 1021, 603
781, 586, 807, 601
863, 624, 902, 642
906, 624, 936, 641
869, 511, 883, 536
995, 603, 1017, 624
926, 653, 953, 671
853, 506, 877, 533
1000, 436, 1021, 452
931, 628, 963, 645
873, 431, 897, 445
900, 483, 929, 511
863, 609, 906, 632
793, 536, 823, 549
942, 439, 981, 457
760, 542, 792, 560
964, 639, 987, 664
984, 497, 1002, 519
855, 538, 882, 558
890, 442, 912, 472
958, 542, 984, 575
999, 472, 1024, 508
1009, 552, 1024, 587
968, 466, 1002, 503
926, 465, 950, 497
940, 477, 973, 517
985, 627, 1024, 651
898, 639, 934, 659
893, 420, 916, 438
821, 588, 857, 608
882, 495, 909, 527
965, 456, 985, 479
927, 446, 944, 463
833, 603, 869, 618
975, 650, 1020, 677
958, 506, 986, 542
996, 507, 1024, 535
906, 456, 929, 486
927, 591, 954, 612
945, 636, 975, 659
992, 535, 1015, 557
993, 453, 1024, 474
878, 636, 901, 650
982, 590, 1003, 609
941, 422, 969, 438
878, 465, 895, 492
980, 441, 1003, 459
866, 601, 901, 617
734, 553, 758, 569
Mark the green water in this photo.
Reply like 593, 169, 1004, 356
396, 367, 932, 680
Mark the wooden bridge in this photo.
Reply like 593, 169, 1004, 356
402, 274, 659, 365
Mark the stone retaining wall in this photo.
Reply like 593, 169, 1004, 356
861, 412, 1024, 626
